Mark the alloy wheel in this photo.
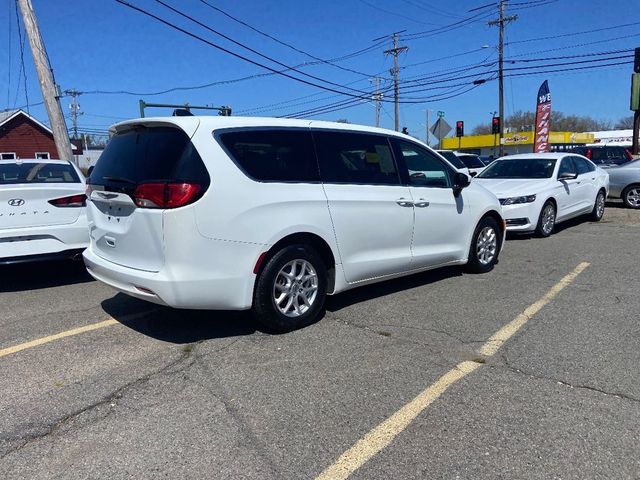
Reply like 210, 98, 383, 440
541, 204, 555, 235
272, 259, 318, 317
476, 226, 497, 265
626, 187, 640, 208
596, 192, 605, 218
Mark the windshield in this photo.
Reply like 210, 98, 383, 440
476, 158, 557, 179
0, 162, 80, 184
436, 150, 466, 169
457, 155, 485, 169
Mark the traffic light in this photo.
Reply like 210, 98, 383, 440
491, 116, 500, 134
456, 121, 464, 137
635, 47, 640, 73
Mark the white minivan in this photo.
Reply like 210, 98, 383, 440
83, 117, 505, 331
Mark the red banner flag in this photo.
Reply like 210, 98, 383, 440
534, 80, 551, 153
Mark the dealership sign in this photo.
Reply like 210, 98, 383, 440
534, 81, 551, 153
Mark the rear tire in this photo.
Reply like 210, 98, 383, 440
252, 244, 327, 333
622, 185, 640, 209
590, 190, 606, 221
536, 201, 556, 237
466, 217, 500, 274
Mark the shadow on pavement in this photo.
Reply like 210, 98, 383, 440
0, 260, 93, 292
326, 265, 462, 312
101, 293, 265, 344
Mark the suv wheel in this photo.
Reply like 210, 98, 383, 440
466, 217, 500, 273
622, 185, 640, 209
536, 201, 556, 237
253, 245, 327, 332
590, 190, 606, 221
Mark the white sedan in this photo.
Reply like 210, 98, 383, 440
474, 153, 609, 236
0, 159, 89, 264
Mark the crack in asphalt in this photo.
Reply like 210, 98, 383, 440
495, 353, 640, 404
0, 347, 195, 461
325, 312, 486, 347
189, 338, 283, 479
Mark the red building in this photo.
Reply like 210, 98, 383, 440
0, 109, 80, 160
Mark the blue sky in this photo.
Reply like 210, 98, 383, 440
0, 0, 638, 144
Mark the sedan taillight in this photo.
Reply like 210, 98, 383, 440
133, 182, 202, 209
48, 194, 87, 207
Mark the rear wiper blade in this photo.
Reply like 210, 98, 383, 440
102, 175, 137, 185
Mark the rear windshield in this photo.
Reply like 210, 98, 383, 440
436, 151, 466, 170
477, 158, 557, 179
0, 162, 80, 184
457, 155, 485, 168
90, 126, 209, 189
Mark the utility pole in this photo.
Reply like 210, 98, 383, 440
370, 77, 383, 128
65, 89, 83, 139
383, 32, 408, 132
425, 109, 430, 146
17, 0, 74, 161
489, 1, 517, 156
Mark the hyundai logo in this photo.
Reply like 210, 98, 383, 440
8, 198, 25, 207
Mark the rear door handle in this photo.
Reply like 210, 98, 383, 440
396, 198, 414, 207
414, 199, 430, 208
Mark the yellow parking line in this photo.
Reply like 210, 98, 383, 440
0, 319, 118, 358
316, 261, 590, 480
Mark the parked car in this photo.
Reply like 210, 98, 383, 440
475, 153, 609, 237
605, 159, 640, 208
435, 150, 470, 176
83, 117, 506, 331
0, 159, 88, 264
454, 152, 486, 177
570, 145, 634, 166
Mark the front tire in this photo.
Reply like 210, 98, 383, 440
590, 190, 606, 221
252, 244, 327, 333
536, 201, 556, 237
466, 217, 500, 274
622, 185, 640, 209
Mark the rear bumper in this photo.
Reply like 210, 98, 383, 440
0, 219, 89, 262
0, 248, 85, 265
83, 240, 262, 310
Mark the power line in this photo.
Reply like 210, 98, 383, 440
506, 20, 640, 45
399, 11, 495, 41
357, 0, 442, 26
13, 2, 28, 113
111, 0, 432, 105
152, 0, 373, 96
197, 0, 374, 77
113, 0, 401, 103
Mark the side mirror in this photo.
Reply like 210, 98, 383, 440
453, 171, 470, 196
558, 172, 578, 181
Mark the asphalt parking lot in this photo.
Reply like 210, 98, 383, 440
1, 202, 639, 480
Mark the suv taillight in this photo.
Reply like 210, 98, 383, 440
48, 194, 87, 207
585, 148, 592, 159
625, 149, 634, 161
133, 182, 202, 209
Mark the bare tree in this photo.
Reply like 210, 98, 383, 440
615, 115, 634, 129
472, 110, 613, 134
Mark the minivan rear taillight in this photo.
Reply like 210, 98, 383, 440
133, 182, 202, 209
48, 194, 87, 207
625, 148, 634, 161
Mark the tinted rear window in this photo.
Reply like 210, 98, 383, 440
90, 126, 209, 188
217, 129, 319, 182
436, 151, 466, 169
457, 155, 485, 168
0, 163, 80, 184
